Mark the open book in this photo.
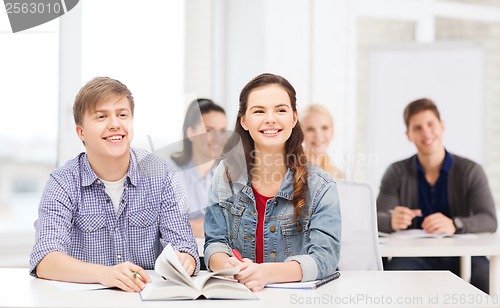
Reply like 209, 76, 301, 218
140, 244, 257, 300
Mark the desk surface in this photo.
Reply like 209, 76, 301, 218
379, 232, 500, 257
2, 268, 497, 308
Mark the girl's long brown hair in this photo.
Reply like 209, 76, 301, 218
223, 73, 308, 219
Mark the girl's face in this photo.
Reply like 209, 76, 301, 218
240, 84, 297, 153
187, 111, 227, 160
302, 111, 333, 154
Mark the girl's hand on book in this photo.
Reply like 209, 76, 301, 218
229, 259, 266, 292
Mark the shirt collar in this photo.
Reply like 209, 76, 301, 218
415, 149, 453, 175
80, 150, 137, 187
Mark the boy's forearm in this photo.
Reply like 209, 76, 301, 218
36, 251, 105, 283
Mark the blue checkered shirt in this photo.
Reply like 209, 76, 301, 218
30, 147, 199, 276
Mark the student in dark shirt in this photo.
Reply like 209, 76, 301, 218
377, 98, 497, 293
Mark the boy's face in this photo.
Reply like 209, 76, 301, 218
76, 94, 134, 161
406, 110, 444, 156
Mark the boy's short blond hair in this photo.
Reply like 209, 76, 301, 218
73, 77, 134, 125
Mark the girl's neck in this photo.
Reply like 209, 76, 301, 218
251, 149, 287, 194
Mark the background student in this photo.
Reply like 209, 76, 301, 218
204, 73, 341, 291
29, 77, 199, 292
301, 103, 345, 180
377, 98, 497, 293
170, 98, 227, 238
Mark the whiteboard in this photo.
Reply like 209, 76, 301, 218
366, 42, 484, 196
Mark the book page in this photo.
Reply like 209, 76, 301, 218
202, 276, 257, 299
140, 279, 201, 300
191, 267, 239, 290
155, 244, 196, 289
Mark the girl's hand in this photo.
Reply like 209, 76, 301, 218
228, 257, 267, 292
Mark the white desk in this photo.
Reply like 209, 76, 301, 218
379, 232, 500, 296
1, 268, 497, 308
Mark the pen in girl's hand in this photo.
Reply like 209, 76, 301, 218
232, 249, 243, 262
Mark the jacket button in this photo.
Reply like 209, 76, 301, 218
269, 226, 276, 232
270, 252, 276, 258
296, 224, 302, 232
106, 198, 111, 203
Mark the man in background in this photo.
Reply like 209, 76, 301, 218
377, 98, 497, 293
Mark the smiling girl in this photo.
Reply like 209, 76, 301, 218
203, 73, 341, 291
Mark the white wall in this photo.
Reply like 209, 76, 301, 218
215, 0, 355, 173
366, 42, 484, 194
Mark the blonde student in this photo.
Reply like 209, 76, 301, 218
30, 77, 199, 292
301, 104, 344, 180
204, 73, 341, 291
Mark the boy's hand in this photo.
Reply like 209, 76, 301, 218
422, 213, 455, 235
96, 261, 150, 292
176, 251, 196, 276
391, 206, 422, 231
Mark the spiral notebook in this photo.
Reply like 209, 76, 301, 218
265, 272, 341, 289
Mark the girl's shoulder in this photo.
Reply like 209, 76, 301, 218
306, 163, 336, 186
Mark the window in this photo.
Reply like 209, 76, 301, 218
0, 14, 58, 236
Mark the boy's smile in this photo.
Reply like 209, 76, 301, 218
76, 94, 133, 164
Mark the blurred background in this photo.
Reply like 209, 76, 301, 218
1, 0, 499, 267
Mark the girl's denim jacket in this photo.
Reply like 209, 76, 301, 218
204, 161, 341, 281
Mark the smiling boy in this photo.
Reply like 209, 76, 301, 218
30, 77, 199, 292
377, 98, 497, 293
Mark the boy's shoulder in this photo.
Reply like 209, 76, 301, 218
51, 152, 87, 178
131, 147, 177, 178
46, 152, 90, 191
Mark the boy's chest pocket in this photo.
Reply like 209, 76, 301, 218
128, 209, 158, 228
74, 215, 107, 233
